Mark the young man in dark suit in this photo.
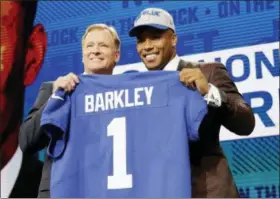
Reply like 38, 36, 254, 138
19, 24, 121, 197
128, 8, 255, 197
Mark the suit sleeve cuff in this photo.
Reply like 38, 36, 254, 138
203, 83, 222, 107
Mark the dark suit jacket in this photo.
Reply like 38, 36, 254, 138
178, 60, 255, 197
9, 153, 43, 198
19, 82, 53, 198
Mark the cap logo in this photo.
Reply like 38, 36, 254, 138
135, 10, 161, 24
142, 10, 161, 17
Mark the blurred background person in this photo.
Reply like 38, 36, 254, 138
0, 0, 47, 197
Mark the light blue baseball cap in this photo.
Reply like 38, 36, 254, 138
129, 8, 175, 37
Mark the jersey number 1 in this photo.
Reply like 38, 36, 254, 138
107, 117, 133, 189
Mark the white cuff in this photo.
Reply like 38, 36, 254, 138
203, 84, 222, 107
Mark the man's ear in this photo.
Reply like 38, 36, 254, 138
172, 34, 177, 47
82, 51, 85, 63
24, 24, 47, 86
114, 50, 121, 63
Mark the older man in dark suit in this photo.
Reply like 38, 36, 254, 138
19, 23, 121, 197
128, 8, 255, 197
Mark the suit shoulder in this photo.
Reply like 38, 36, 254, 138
180, 60, 224, 69
40, 81, 53, 90
199, 62, 225, 69
41, 81, 53, 87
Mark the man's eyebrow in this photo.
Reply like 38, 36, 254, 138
85, 41, 93, 45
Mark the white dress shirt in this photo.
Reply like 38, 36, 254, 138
1, 146, 23, 198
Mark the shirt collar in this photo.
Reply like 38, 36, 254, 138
163, 55, 180, 71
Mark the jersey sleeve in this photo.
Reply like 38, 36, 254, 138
185, 89, 208, 141
40, 89, 71, 158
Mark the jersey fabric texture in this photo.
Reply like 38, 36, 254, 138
41, 71, 208, 198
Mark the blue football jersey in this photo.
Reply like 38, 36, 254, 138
41, 71, 208, 198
